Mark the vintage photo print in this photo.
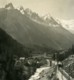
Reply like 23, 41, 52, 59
0, 0, 74, 80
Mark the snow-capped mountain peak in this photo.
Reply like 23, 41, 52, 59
58, 19, 74, 34
5, 3, 14, 10
24, 8, 33, 16
19, 6, 25, 14
19, 7, 33, 15
43, 13, 52, 20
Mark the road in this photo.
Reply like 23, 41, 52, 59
29, 60, 73, 80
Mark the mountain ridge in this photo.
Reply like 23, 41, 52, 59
0, 3, 74, 50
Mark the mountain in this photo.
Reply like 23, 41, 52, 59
19, 7, 60, 27
59, 19, 74, 34
23, 8, 45, 23
0, 3, 74, 50
42, 14, 60, 27
5, 3, 14, 10
0, 27, 30, 58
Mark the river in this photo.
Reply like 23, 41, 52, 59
28, 60, 73, 80
29, 67, 50, 80
29, 60, 58, 80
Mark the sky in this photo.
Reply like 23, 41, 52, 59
0, 0, 74, 20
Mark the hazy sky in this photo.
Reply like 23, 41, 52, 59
0, 0, 74, 20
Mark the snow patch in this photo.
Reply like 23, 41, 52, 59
58, 19, 74, 34
43, 13, 51, 20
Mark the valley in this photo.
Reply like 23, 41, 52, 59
0, 3, 74, 80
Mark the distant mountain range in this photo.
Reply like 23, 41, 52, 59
58, 19, 74, 34
0, 3, 74, 50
